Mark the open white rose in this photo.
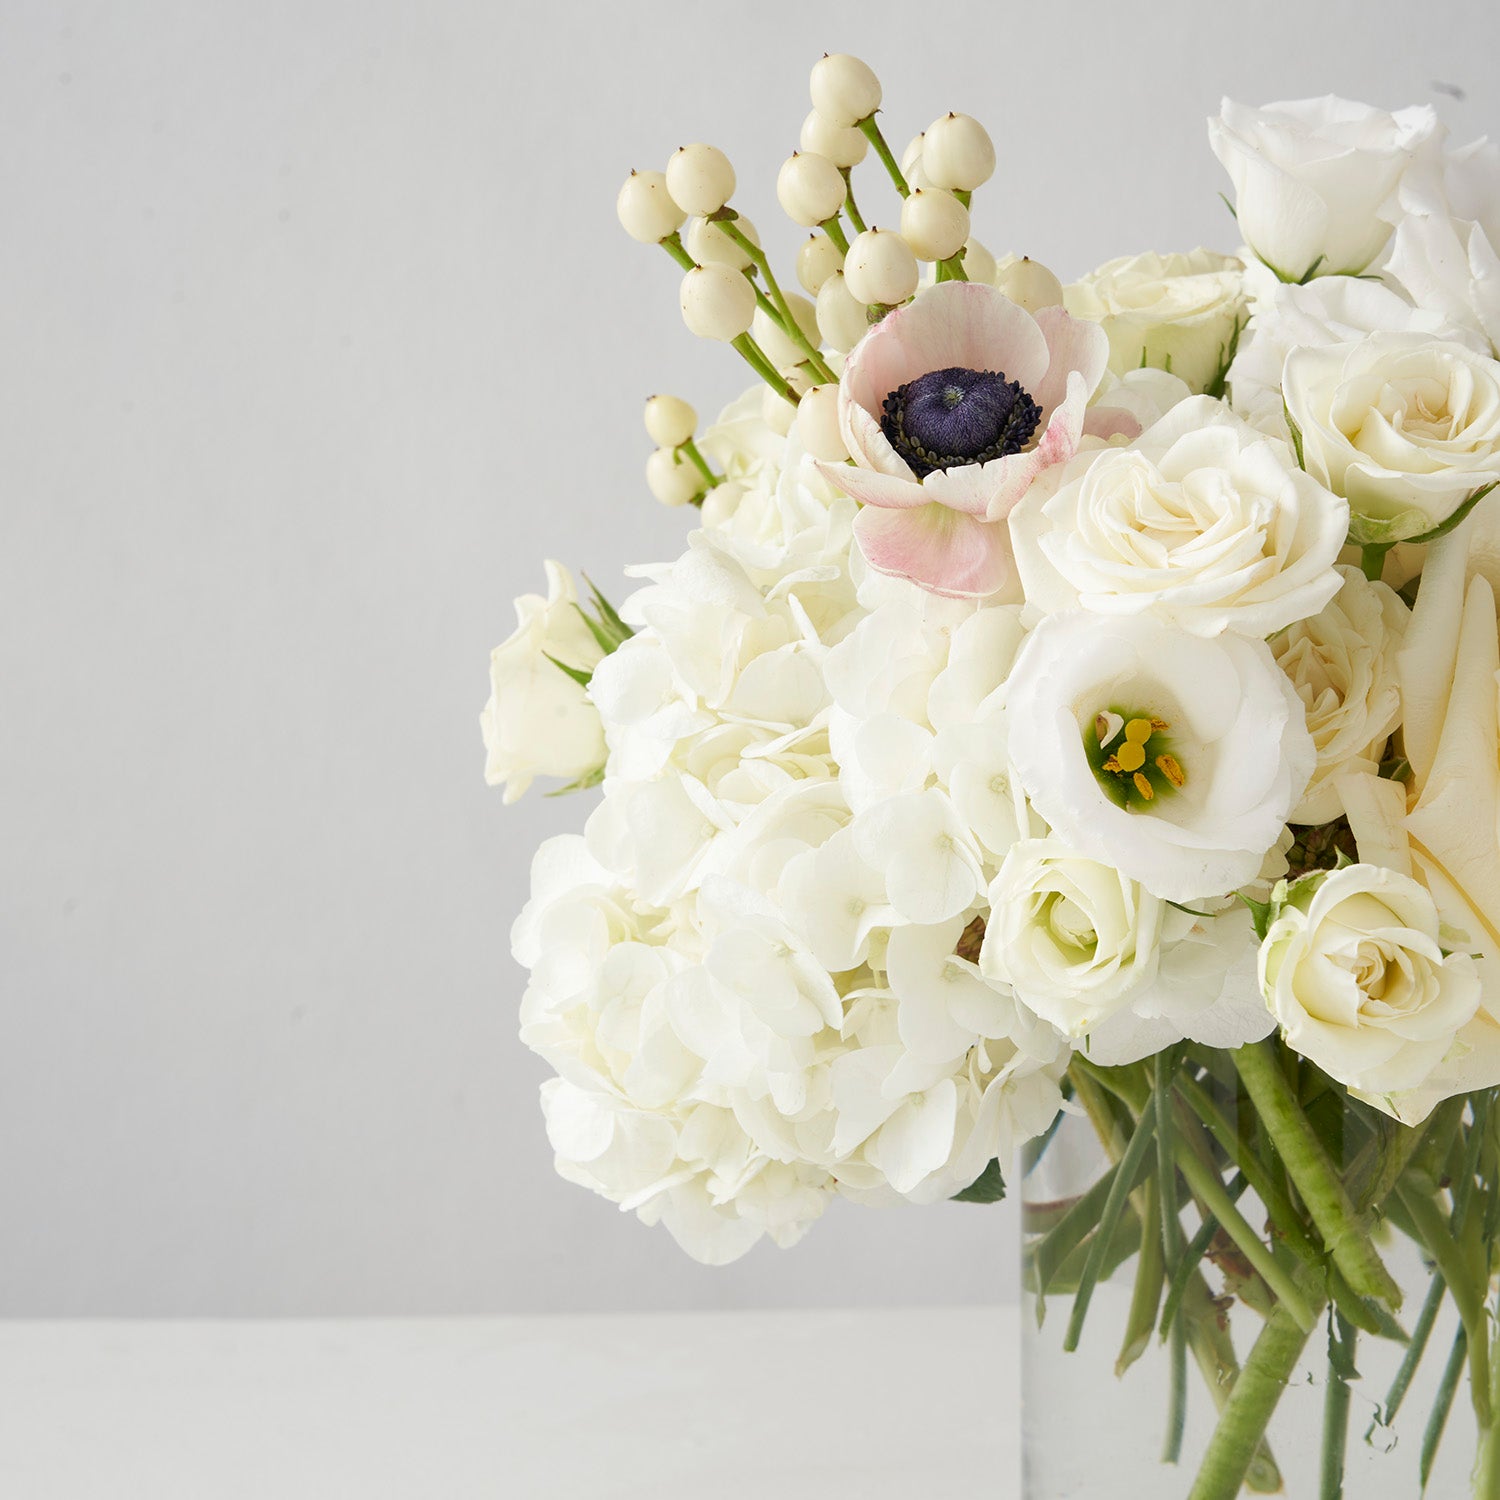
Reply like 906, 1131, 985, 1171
1259, 864, 1481, 1115
1064, 249, 1246, 395
1284, 332, 1500, 545
1010, 396, 1347, 638
1227, 270, 1480, 435
1383, 135, 1500, 353
1274, 565, 1407, 824
1004, 611, 1314, 902
1208, 96, 1438, 282
481, 560, 607, 802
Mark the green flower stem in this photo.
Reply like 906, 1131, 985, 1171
715, 219, 837, 385
1186, 1272, 1326, 1500
1395, 1182, 1492, 1427
658, 230, 697, 272
1063, 1108, 1157, 1352
1476, 1320, 1500, 1498
1421, 1325, 1469, 1491
1321, 1312, 1356, 1500
678, 439, 723, 490
819, 215, 850, 255
840, 168, 867, 234
1360, 542, 1392, 582
1370, 1272, 1445, 1438
730, 334, 798, 405
1159, 1172, 1248, 1338
1234, 1041, 1403, 1310
1117, 1175, 1165, 1376
1171, 1123, 1317, 1333
855, 115, 909, 198
934, 253, 970, 284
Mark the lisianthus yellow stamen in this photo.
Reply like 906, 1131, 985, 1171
1156, 753, 1186, 789
1125, 718, 1154, 745
1116, 741, 1147, 773
1133, 772, 1155, 801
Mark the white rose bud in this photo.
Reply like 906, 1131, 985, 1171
645, 445, 705, 507
843, 228, 919, 305
1284, 333, 1500, 545
993, 255, 1065, 313
665, 143, 736, 217
795, 384, 848, 461
809, 53, 881, 129
800, 109, 868, 168
776, 151, 847, 228
1209, 97, 1439, 281
921, 112, 996, 191
796, 231, 844, 295
815, 270, 870, 352
481, 561, 605, 803
679, 264, 756, 340
643, 394, 696, 449
615, 169, 685, 244
751, 294, 820, 369
899, 188, 970, 262
685, 213, 759, 271
962, 237, 997, 284
1260, 865, 1482, 1115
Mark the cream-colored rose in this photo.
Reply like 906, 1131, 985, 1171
1010, 396, 1348, 639
1260, 864, 1481, 1114
1274, 565, 1407, 824
1064, 249, 1246, 395
1284, 333, 1500, 545
1208, 97, 1438, 282
481, 560, 606, 802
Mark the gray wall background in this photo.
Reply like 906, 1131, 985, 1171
2, 0, 1494, 1315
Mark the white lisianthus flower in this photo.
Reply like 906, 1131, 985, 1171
1273, 565, 1408, 825
1383, 135, 1500, 353
1259, 864, 1482, 1118
1064, 250, 1247, 395
1004, 611, 1315, 902
1208, 96, 1439, 282
1226, 271, 1482, 435
1284, 333, 1500, 545
1011, 396, 1347, 638
481, 560, 606, 802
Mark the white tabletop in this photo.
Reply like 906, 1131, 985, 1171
0, 1308, 1020, 1498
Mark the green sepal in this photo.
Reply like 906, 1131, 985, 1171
544, 764, 605, 798
544, 652, 592, 690
1283, 403, 1306, 470
951, 1158, 1007, 1204
1238, 890, 1275, 943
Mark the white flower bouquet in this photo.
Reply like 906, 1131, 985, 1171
483, 54, 1500, 1499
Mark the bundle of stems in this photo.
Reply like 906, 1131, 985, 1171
1024, 1040, 1500, 1499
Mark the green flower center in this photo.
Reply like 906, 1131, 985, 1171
1084, 707, 1187, 812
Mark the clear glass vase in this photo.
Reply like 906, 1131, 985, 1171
1020, 1049, 1500, 1499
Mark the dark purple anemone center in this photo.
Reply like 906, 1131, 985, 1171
880, 366, 1042, 479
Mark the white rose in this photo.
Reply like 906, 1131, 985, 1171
1227, 271, 1481, 434
1064, 249, 1246, 395
1284, 333, 1500, 545
481, 560, 606, 802
1273, 565, 1407, 824
1259, 864, 1481, 1115
1208, 96, 1439, 282
1010, 395, 1347, 638
1004, 610, 1314, 902
1383, 135, 1500, 353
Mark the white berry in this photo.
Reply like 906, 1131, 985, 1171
752, 295, 820, 369
922, 112, 996, 192
815, 271, 871, 353
809, 54, 881, 128
796, 384, 848, 461
800, 109, 868, 168
645, 446, 705, 507
616, 170, 685, 244
643, 394, 696, 449
899, 188, 971, 262
962, 237, 997, 284
796, 232, 844, 295
665, 143, 736, 217
994, 255, 1065, 313
679, 264, 756, 340
842, 228, 919, 306
776, 151, 847, 228
685, 213, 759, 271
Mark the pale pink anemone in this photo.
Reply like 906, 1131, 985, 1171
814, 281, 1115, 598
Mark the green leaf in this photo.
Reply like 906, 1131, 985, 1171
1238, 891, 1275, 943
543, 652, 592, 690
573, 604, 622, 659
582, 574, 635, 646
1400, 481, 1499, 548
951, 1157, 1007, 1203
